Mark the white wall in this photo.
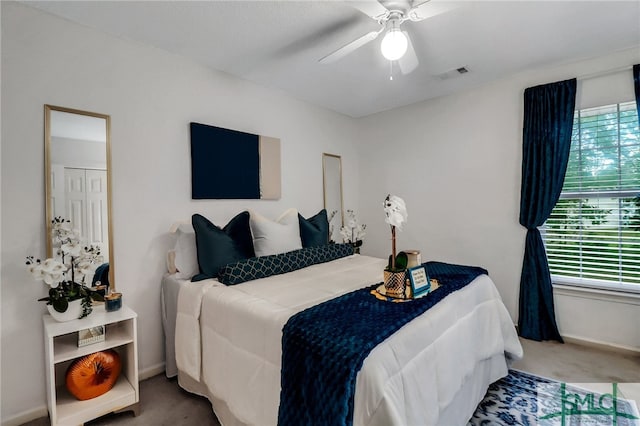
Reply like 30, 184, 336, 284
0, 3, 361, 423
357, 47, 640, 350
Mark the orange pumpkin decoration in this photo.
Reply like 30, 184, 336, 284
66, 349, 122, 400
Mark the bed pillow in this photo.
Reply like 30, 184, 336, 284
218, 243, 354, 285
298, 209, 329, 248
172, 223, 199, 280
192, 212, 255, 281
250, 208, 302, 257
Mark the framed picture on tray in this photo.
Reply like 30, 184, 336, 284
408, 266, 431, 297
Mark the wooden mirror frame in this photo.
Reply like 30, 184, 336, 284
322, 153, 344, 242
44, 105, 115, 290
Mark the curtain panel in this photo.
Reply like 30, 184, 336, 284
634, 64, 640, 118
518, 78, 576, 342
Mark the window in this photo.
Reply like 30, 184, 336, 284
542, 101, 640, 292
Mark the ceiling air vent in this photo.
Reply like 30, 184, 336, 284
435, 66, 470, 80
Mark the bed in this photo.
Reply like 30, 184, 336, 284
162, 252, 522, 426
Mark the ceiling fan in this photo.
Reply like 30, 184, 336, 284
319, 0, 456, 75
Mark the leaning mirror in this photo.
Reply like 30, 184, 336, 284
45, 105, 114, 289
322, 153, 344, 243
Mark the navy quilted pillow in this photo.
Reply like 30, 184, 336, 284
218, 243, 354, 285
192, 212, 255, 281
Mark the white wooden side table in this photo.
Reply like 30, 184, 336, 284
43, 304, 139, 425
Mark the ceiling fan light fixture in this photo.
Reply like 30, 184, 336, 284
380, 27, 408, 61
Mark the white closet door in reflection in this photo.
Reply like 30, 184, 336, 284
54, 168, 109, 261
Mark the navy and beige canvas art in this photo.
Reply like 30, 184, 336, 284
190, 122, 281, 200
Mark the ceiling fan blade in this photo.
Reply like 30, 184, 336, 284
319, 30, 382, 64
399, 31, 419, 75
348, 1, 389, 20
409, 0, 460, 21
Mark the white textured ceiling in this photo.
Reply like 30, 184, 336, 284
25, 1, 640, 118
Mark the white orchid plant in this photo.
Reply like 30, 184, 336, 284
383, 194, 408, 272
340, 210, 366, 247
26, 217, 105, 317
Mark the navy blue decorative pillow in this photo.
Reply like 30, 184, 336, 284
192, 212, 255, 281
218, 243, 354, 285
298, 209, 329, 248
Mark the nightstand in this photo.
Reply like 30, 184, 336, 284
43, 304, 139, 425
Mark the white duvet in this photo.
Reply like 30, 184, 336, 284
176, 255, 522, 426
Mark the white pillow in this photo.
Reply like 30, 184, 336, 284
250, 208, 302, 257
172, 223, 199, 279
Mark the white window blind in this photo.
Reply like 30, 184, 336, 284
542, 101, 640, 292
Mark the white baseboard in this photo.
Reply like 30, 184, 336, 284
2, 363, 167, 426
140, 362, 166, 381
514, 323, 640, 353
2, 405, 48, 426
561, 334, 640, 354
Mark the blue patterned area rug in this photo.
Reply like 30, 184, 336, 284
469, 369, 640, 425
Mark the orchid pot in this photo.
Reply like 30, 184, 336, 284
383, 270, 408, 298
47, 298, 84, 322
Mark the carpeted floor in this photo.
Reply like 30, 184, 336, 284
21, 338, 640, 426
21, 374, 221, 426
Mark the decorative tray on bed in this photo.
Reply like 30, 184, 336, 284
371, 279, 440, 302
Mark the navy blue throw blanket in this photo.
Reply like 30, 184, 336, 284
278, 261, 488, 426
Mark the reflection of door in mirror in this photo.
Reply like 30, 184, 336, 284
322, 153, 344, 243
45, 105, 114, 288
51, 168, 108, 259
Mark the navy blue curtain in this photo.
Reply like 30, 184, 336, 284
518, 78, 576, 342
633, 64, 640, 118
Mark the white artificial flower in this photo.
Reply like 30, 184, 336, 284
55, 219, 72, 231
356, 225, 366, 241
75, 260, 95, 280
28, 263, 43, 280
340, 210, 367, 243
52, 220, 73, 242
383, 195, 408, 230
73, 271, 86, 283
40, 258, 66, 287
43, 272, 63, 288
61, 241, 82, 257
42, 258, 66, 273
339, 226, 351, 243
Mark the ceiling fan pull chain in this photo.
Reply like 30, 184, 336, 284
389, 60, 394, 81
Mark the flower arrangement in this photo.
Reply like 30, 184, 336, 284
340, 210, 366, 247
383, 194, 408, 272
26, 217, 104, 318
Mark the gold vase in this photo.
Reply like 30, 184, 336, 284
383, 270, 408, 299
